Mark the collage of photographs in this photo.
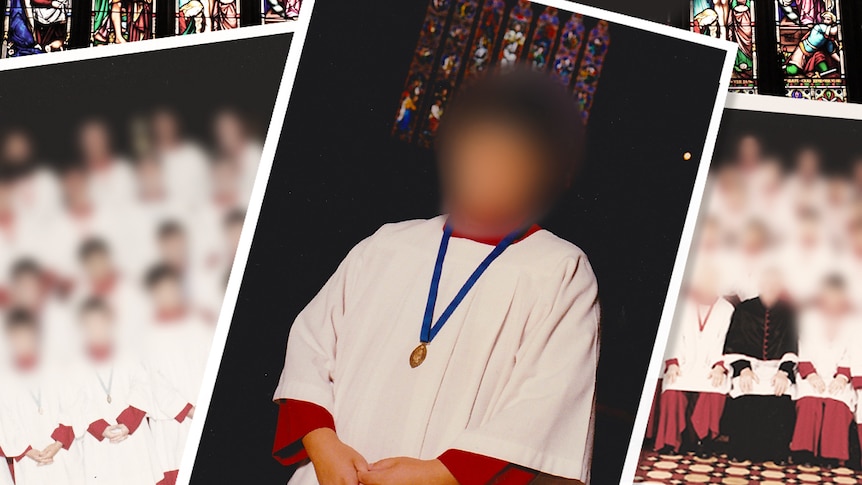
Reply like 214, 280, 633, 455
0, 0, 860, 484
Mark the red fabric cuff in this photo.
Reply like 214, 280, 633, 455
712, 360, 725, 372
835, 367, 851, 381
492, 466, 541, 485
51, 424, 74, 450
14, 445, 32, 462
439, 449, 510, 485
272, 399, 336, 466
156, 469, 179, 485
798, 362, 817, 379
117, 406, 147, 434
665, 358, 679, 373
851, 376, 862, 390
175, 403, 193, 423
87, 419, 111, 441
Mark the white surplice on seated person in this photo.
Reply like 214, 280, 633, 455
273, 69, 598, 485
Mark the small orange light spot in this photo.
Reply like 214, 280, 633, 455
683, 152, 692, 161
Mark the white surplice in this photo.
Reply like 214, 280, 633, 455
662, 296, 734, 394
275, 216, 599, 483
794, 309, 857, 409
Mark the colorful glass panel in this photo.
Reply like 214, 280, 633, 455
91, 0, 154, 44
691, 0, 757, 94
462, 0, 505, 81
498, 0, 532, 68
526, 6, 559, 72
3, 0, 69, 55
550, 13, 585, 87
573, 20, 609, 123
262, 0, 299, 23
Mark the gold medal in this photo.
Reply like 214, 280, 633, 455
409, 343, 427, 368
107, 395, 112, 404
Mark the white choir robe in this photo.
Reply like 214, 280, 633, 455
2, 367, 85, 485
160, 142, 211, 208
0, 388, 30, 485
778, 241, 833, 304
794, 310, 856, 409
12, 167, 62, 219
727, 355, 798, 399
662, 297, 734, 394
74, 355, 159, 485
69, 277, 149, 350
849, 322, 862, 426
726, 251, 773, 303
121, 197, 194, 281
838, 252, 862, 311
144, 315, 213, 474
87, 160, 137, 210
274, 217, 600, 483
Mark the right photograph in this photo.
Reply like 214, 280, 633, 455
628, 94, 862, 484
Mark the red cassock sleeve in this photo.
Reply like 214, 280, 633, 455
51, 424, 75, 450
798, 361, 817, 379
272, 399, 335, 466
87, 420, 111, 441
14, 445, 33, 462
174, 403, 194, 423
117, 406, 147, 434
664, 358, 679, 373
835, 367, 851, 381
438, 449, 538, 485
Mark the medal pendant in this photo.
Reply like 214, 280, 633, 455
409, 343, 427, 368
107, 395, 112, 404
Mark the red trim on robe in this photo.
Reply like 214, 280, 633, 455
438, 449, 509, 485
798, 361, 817, 379
175, 403, 193, 423
791, 397, 854, 460
157, 469, 179, 485
852, 376, 862, 390
272, 399, 336, 466
653, 389, 687, 452
14, 445, 32, 462
713, 361, 726, 372
448, 224, 542, 246
835, 367, 851, 381
664, 358, 679, 373
117, 406, 147, 434
87, 419, 111, 441
51, 424, 74, 450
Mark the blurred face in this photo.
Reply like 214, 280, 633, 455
152, 111, 180, 148
741, 223, 767, 253
136, 156, 163, 195
441, 119, 550, 231
212, 160, 239, 195
214, 111, 245, 154
80, 309, 114, 349
83, 251, 113, 281
759, 270, 783, 305
737, 136, 761, 168
79, 122, 111, 161
62, 169, 90, 206
820, 283, 847, 313
151, 278, 184, 311
796, 149, 821, 180
6, 326, 39, 363
159, 233, 187, 268
1, 131, 33, 165
10, 273, 42, 308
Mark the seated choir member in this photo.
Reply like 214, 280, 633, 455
2, 309, 85, 485
75, 298, 159, 485
789, 275, 855, 468
272, 69, 599, 485
142, 264, 212, 485
655, 261, 734, 457
721, 268, 798, 464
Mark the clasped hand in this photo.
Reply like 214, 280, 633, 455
303, 428, 457, 485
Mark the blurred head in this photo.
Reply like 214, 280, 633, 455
849, 216, 862, 253
4, 308, 40, 368
211, 157, 240, 201
736, 135, 762, 170
0, 129, 35, 167
78, 298, 115, 353
135, 152, 165, 199
151, 108, 182, 150
796, 205, 822, 246
688, 258, 721, 301
758, 267, 785, 306
795, 147, 822, 181
436, 68, 584, 234
157, 220, 187, 270
818, 274, 848, 314
9, 259, 44, 310
59, 163, 91, 210
213, 109, 248, 156
698, 215, 723, 250
79, 238, 114, 282
145, 264, 184, 312
741, 219, 769, 254
77, 119, 114, 164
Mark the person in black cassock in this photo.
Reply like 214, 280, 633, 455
721, 268, 798, 463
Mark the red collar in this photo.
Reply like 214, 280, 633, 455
448, 224, 542, 246
14, 354, 38, 372
0, 211, 13, 229
87, 344, 113, 362
156, 307, 187, 323
69, 204, 93, 220
91, 273, 118, 296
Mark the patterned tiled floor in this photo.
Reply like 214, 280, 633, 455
634, 450, 862, 484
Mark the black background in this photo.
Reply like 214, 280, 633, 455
0, 33, 292, 164
190, 1, 729, 483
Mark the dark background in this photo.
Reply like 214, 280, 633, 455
190, 1, 729, 483
0, 33, 292, 164
712, 109, 862, 172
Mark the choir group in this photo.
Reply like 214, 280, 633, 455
652, 135, 862, 468
0, 108, 261, 485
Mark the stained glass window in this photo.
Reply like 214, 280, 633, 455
394, 0, 610, 145
690, 0, 757, 94
3, 0, 70, 56
176, 0, 238, 34
91, 0, 154, 44
261, 0, 299, 23
775, 0, 846, 101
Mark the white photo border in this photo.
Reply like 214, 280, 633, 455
620, 93, 862, 484
169, 0, 736, 482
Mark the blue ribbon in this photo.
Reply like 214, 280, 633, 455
420, 224, 525, 344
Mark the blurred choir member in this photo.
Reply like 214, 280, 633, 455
790, 276, 855, 467
655, 260, 734, 457
0, 105, 263, 484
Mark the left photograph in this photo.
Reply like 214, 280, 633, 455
0, 29, 295, 485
